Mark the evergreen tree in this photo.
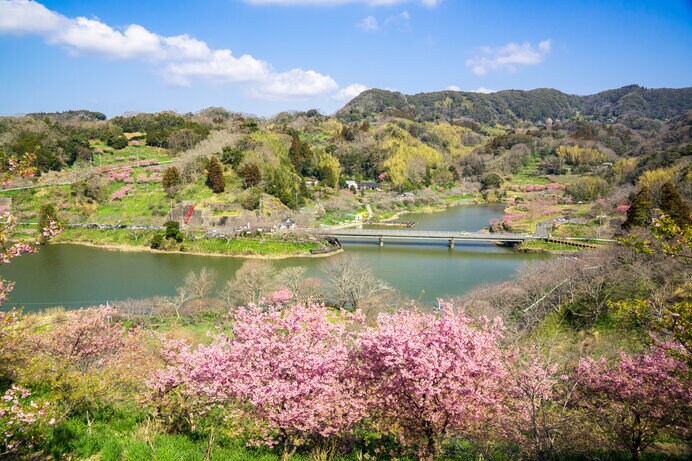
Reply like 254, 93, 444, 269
161, 166, 181, 196
164, 221, 183, 242
289, 135, 302, 171
623, 186, 652, 229
660, 183, 691, 226
206, 155, 225, 193
299, 141, 312, 176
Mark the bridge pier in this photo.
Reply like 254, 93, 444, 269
378, 236, 384, 247
448, 238, 455, 249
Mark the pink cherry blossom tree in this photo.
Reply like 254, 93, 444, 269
504, 346, 585, 460
30, 306, 148, 412
37, 306, 127, 370
148, 303, 362, 459
352, 303, 509, 460
574, 346, 691, 461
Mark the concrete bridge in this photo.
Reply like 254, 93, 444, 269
312, 228, 532, 248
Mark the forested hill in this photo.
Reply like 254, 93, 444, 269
337, 85, 692, 126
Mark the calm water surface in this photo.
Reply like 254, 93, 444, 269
1, 205, 547, 310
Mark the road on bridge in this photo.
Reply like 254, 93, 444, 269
308, 228, 532, 248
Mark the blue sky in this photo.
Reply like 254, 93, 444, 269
0, 0, 690, 117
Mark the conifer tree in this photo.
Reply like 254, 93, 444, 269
289, 135, 302, 170
206, 155, 225, 193
660, 183, 691, 226
299, 141, 312, 175
623, 186, 652, 229
162, 166, 181, 196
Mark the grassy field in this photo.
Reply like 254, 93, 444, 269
517, 239, 585, 252
53, 228, 322, 256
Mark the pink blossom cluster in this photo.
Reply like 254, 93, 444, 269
353, 304, 510, 456
616, 204, 630, 213
41, 220, 62, 239
148, 303, 362, 449
573, 345, 691, 455
137, 159, 159, 167
110, 185, 134, 200
0, 213, 38, 265
509, 183, 564, 192
267, 286, 293, 304
1, 152, 37, 185
502, 214, 524, 227
36, 306, 127, 368
107, 167, 133, 182
136, 173, 162, 183
0, 385, 53, 453
147, 303, 513, 457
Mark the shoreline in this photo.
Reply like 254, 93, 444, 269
52, 240, 344, 260
372, 198, 479, 224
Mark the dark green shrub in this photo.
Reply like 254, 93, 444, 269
150, 233, 164, 249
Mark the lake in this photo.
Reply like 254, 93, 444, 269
1, 205, 547, 310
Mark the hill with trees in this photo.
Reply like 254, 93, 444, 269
338, 85, 692, 127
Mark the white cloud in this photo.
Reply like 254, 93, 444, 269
466, 39, 551, 76
384, 10, 410, 27
473, 86, 495, 94
245, 0, 438, 6
334, 83, 369, 100
0, 0, 65, 34
445, 85, 460, 91
53, 19, 161, 59
357, 15, 379, 31
259, 69, 340, 99
164, 50, 272, 86
0, 0, 359, 99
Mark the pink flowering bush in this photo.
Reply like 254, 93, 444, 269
268, 286, 293, 305
504, 348, 585, 459
37, 306, 126, 369
107, 167, 133, 182
110, 185, 133, 200
573, 346, 691, 460
148, 303, 362, 456
28, 306, 149, 411
352, 304, 509, 460
136, 173, 162, 183
0, 385, 55, 454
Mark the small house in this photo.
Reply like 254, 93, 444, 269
358, 181, 382, 191
280, 217, 296, 230
345, 180, 358, 190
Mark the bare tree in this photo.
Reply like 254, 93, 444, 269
320, 254, 390, 309
168, 268, 217, 318
218, 260, 275, 306
277, 266, 307, 294
183, 267, 217, 299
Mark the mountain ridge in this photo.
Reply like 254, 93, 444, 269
337, 85, 692, 127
